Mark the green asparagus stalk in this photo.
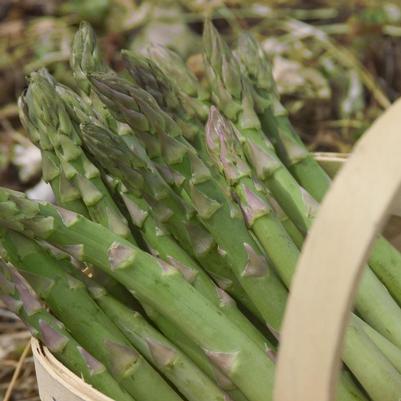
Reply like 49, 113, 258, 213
205, 107, 299, 287
205, 108, 400, 401
0, 229, 182, 401
356, 315, 401, 374
19, 74, 138, 307
70, 22, 258, 316
115, 183, 270, 350
121, 49, 227, 174
202, 20, 401, 349
144, 43, 309, 252
146, 29, 307, 251
70, 21, 110, 95
87, 72, 289, 332
340, 371, 369, 401
0, 261, 136, 401
267, 195, 304, 249
112, 182, 359, 400
83, 278, 236, 401
122, 50, 199, 143
71, 24, 257, 308
57, 79, 270, 356
76, 77, 368, 400
81, 120, 261, 318
146, 44, 210, 121
22, 72, 142, 306
142, 302, 250, 401
55, 77, 254, 334
203, 20, 316, 234
59, 79, 272, 376
1, 230, 232, 401
343, 316, 401, 401
18, 95, 89, 217
54, 79, 266, 342
0, 188, 277, 401
122, 50, 236, 197
234, 31, 331, 201
236, 31, 401, 311
24, 72, 241, 388
23, 72, 134, 243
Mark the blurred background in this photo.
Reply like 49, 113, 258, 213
0, 0, 400, 399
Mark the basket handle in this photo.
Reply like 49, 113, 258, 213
274, 98, 401, 401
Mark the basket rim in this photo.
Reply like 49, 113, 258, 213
31, 337, 113, 401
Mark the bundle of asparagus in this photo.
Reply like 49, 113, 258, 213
1, 20, 401, 401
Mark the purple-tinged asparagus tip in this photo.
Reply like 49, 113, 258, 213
1, 295, 23, 314
239, 185, 271, 227
146, 338, 177, 368
203, 349, 239, 376
108, 242, 136, 271
11, 270, 42, 316
57, 207, 80, 227
205, 106, 223, 156
77, 346, 106, 376
166, 256, 198, 283
157, 258, 178, 275
104, 340, 139, 377
215, 287, 236, 307
242, 243, 269, 278
39, 319, 69, 352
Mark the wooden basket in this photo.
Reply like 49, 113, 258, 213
31, 99, 401, 401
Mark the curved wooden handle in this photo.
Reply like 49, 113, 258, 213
274, 98, 401, 401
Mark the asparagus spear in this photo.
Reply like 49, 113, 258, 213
121, 50, 224, 170
146, 34, 304, 251
70, 23, 259, 317
23, 72, 134, 243
0, 229, 182, 401
70, 21, 111, 95
0, 261, 136, 401
18, 95, 89, 217
32, 165, 247, 401
54, 78, 267, 344
70, 79, 370, 401
0, 188, 277, 401
234, 31, 331, 201
81, 120, 261, 317
79, 122, 370, 399
87, 72, 289, 332
19, 73, 138, 307
54, 78, 263, 341
83, 279, 236, 401
356, 315, 401, 375
69, 21, 253, 306
146, 44, 210, 121
205, 107, 299, 287
343, 316, 401, 401
202, 20, 401, 349
203, 20, 316, 234
22, 72, 142, 306
236, 31, 401, 311
142, 302, 250, 401
205, 107, 401, 401
115, 182, 270, 349
1, 229, 232, 401
122, 50, 199, 143
0, 192, 365, 401
54, 81, 271, 357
